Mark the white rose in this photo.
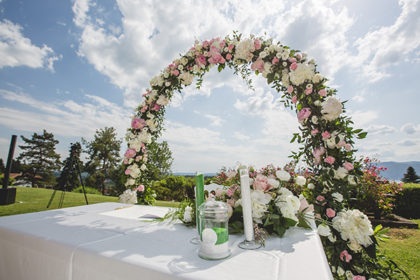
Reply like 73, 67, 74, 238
348, 175, 357, 186
234, 39, 255, 63
326, 137, 336, 149
334, 167, 348, 179
125, 178, 135, 187
138, 130, 152, 144
276, 170, 291, 182
281, 51, 289, 60
311, 115, 318, 124
295, 175, 306, 186
183, 206, 193, 222
179, 72, 194, 85
331, 192, 343, 202
328, 234, 337, 243
268, 178, 280, 188
140, 164, 147, 171
289, 63, 315, 86
317, 224, 331, 236
150, 75, 164, 87
146, 119, 157, 132
127, 164, 141, 179
119, 189, 137, 204
321, 97, 343, 121
345, 271, 354, 280
192, 65, 200, 73
156, 95, 170, 106
128, 137, 142, 152
165, 81, 171, 87
314, 100, 321, 106
337, 267, 345, 277
307, 183, 315, 189
250, 190, 272, 223
348, 241, 362, 252
180, 57, 188, 65
312, 73, 323, 83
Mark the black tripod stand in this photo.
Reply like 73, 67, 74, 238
47, 143, 88, 208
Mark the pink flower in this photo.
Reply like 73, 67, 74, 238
171, 69, 179, 76
296, 53, 302, 60
326, 208, 336, 218
290, 62, 298, 71
123, 159, 129, 164
324, 156, 336, 165
316, 195, 325, 202
124, 148, 137, 159
140, 105, 148, 113
340, 250, 352, 263
136, 185, 145, 192
125, 169, 131, 175
135, 155, 142, 161
322, 131, 331, 139
297, 107, 311, 121
272, 57, 279, 64
287, 85, 294, 93
215, 188, 223, 197
353, 276, 366, 280
343, 162, 354, 171
208, 51, 225, 64
253, 175, 271, 191
251, 59, 265, 72
227, 199, 235, 207
311, 128, 319, 136
345, 144, 352, 151
152, 104, 161, 111
312, 147, 325, 164
131, 117, 145, 129
228, 44, 234, 51
337, 140, 346, 148
226, 53, 232, 60
195, 54, 207, 67
319, 89, 327, 97
289, 57, 297, 63
292, 95, 298, 104
254, 39, 261, 50
226, 187, 234, 197
305, 87, 313, 95
299, 198, 314, 213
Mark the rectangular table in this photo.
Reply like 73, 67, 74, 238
0, 202, 333, 280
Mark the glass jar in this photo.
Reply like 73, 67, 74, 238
198, 200, 231, 260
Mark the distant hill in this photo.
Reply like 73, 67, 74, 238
173, 172, 217, 178
375, 161, 420, 181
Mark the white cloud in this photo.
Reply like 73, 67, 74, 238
0, 89, 129, 139
234, 132, 250, 141
348, 110, 379, 128
401, 122, 420, 134
0, 20, 60, 70
366, 124, 397, 135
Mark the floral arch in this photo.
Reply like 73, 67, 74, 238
123, 32, 405, 279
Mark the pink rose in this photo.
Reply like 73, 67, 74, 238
226, 53, 232, 60
326, 208, 336, 218
322, 131, 331, 139
289, 57, 297, 63
140, 105, 148, 113
319, 89, 327, 97
136, 185, 145, 192
345, 143, 352, 151
324, 156, 336, 165
272, 57, 279, 64
125, 169, 131, 175
337, 140, 346, 148
228, 44, 234, 51
171, 69, 179, 76
195, 54, 207, 67
124, 148, 137, 159
305, 87, 313, 95
316, 195, 325, 202
296, 53, 302, 60
343, 162, 354, 171
340, 250, 352, 263
254, 39, 261, 50
251, 59, 265, 72
152, 104, 161, 111
253, 175, 271, 191
297, 107, 311, 121
290, 62, 298, 71
292, 95, 298, 104
131, 117, 144, 129
123, 159, 129, 164
353, 276, 366, 280
226, 187, 234, 197
311, 129, 319, 136
227, 199, 235, 207
299, 198, 314, 213
287, 85, 294, 94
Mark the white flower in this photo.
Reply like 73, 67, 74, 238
325, 137, 337, 149
127, 164, 141, 179
128, 137, 142, 152
183, 206, 193, 222
328, 234, 337, 243
250, 190, 272, 223
281, 50, 289, 60
268, 178, 280, 188
312, 73, 323, 83
348, 241, 362, 252
334, 167, 348, 179
138, 130, 152, 144
317, 224, 331, 236
311, 115, 318, 124
146, 119, 157, 132
295, 175, 306, 186
276, 193, 301, 222
156, 95, 170, 106
150, 75, 164, 87
276, 170, 291, 182
307, 183, 315, 190
289, 63, 315, 86
321, 97, 343, 121
345, 271, 354, 280
119, 189, 137, 204
314, 100, 321, 106
331, 192, 343, 203
332, 209, 374, 247
234, 39, 255, 63
180, 57, 188, 65
348, 175, 357, 186
125, 178, 135, 187
140, 164, 147, 171
259, 51, 267, 58
179, 72, 194, 85
337, 267, 345, 277
281, 74, 290, 87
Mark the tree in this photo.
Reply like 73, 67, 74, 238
17, 130, 61, 188
83, 127, 121, 195
143, 141, 174, 181
56, 142, 83, 191
402, 166, 420, 183
0, 158, 4, 174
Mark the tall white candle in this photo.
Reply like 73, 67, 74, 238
239, 168, 254, 242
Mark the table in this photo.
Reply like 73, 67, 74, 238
0, 202, 333, 280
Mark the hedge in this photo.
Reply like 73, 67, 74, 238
394, 184, 420, 219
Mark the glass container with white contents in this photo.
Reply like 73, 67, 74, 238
198, 200, 231, 260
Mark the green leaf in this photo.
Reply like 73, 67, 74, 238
357, 132, 368, 139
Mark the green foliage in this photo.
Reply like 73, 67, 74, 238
402, 166, 420, 183
152, 175, 195, 201
142, 140, 173, 182
56, 142, 83, 191
0, 174, 15, 186
0, 158, 4, 173
137, 185, 156, 205
72, 186, 101, 195
394, 185, 420, 219
17, 129, 61, 188
83, 127, 122, 195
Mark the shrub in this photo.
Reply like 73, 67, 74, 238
394, 184, 420, 219
153, 176, 195, 201
72, 186, 101, 195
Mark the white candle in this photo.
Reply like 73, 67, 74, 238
239, 168, 254, 242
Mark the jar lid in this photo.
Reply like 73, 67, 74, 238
198, 200, 229, 220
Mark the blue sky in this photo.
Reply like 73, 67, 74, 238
0, 0, 419, 172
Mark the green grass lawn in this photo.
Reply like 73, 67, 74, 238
379, 220, 420, 280
0, 186, 179, 217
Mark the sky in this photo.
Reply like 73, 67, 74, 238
0, 0, 419, 173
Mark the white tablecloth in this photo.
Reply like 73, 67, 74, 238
0, 202, 333, 280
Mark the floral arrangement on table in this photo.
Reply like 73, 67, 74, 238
122, 31, 408, 279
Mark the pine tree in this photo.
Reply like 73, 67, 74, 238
402, 166, 420, 183
17, 130, 61, 188
57, 142, 83, 191
142, 140, 173, 181
0, 158, 5, 174
83, 127, 121, 195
